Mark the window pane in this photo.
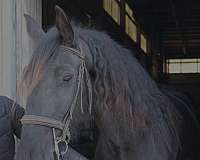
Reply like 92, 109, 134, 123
125, 3, 135, 22
125, 15, 137, 42
168, 59, 181, 63
112, 0, 120, 24
181, 59, 198, 63
168, 63, 181, 73
103, 0, 111, 13
103, 0, 120, 24
198, 62, 200, 72
181, 63, 197, 73
166, 58, 200, 74
140, 33, 147, 53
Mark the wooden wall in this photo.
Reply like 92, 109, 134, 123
0, 0, 42, 104
0, 0, 16, 99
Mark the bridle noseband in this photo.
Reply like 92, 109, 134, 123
20, 45, 93, 160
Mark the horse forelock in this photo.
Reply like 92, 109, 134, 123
21, 27, 60, 96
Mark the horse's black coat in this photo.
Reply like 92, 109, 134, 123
0, 96, 24, 160
160, 86, 200, 160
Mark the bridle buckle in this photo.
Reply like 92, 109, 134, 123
56, 138, 69, 155
53, 128, 69, 160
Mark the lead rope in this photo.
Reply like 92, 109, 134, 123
84, 62, 93, 114
53, 128, 62, 160
80, 62, 93, 114
55, 55, 93, 159
61, 60, 93, 140
52, 62, 83, 160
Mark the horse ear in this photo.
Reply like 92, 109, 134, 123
24, 14, 45, 45
55, 5, 74, 46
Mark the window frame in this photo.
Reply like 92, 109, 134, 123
125, 14, 137, 42
124, 2, 137, 42
140, 32, 148, 53
102, 0, 149, 54
165, 58, 200, 74
103, 0, 121, 24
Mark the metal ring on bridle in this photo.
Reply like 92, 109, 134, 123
56, 138, 69, 155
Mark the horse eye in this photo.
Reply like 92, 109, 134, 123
63, 74, 72, 81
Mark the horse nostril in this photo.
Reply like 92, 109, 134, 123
63, 75, 72, 81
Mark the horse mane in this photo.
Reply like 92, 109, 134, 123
75, 26, 181, 154
22, 24, 181, 155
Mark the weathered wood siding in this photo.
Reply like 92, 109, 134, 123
16, 0, 42, 104
0, 0, 42, 104
0, 0, 16, 99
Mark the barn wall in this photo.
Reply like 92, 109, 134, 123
16, 0, 42, 105
0, 0, 16, 99
0, 0, 42, 104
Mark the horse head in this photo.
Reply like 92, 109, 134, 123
15, 6, 93, 160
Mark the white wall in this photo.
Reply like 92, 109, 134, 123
0, 0, 42, 104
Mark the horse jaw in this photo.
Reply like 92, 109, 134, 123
15, 125, 54, 160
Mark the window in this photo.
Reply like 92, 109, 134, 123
103, 0, 120, 24
125, 15, 137, 41
125, 3, 135, 21
140, 33, 147, 53
103, 1, 149, 54
125, 3, 137, 42
165, 58, 200, 74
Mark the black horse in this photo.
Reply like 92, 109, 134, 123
160, 85, 200, 160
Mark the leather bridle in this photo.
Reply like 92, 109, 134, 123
20, 45, 93, 160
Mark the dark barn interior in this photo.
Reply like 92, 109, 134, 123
42, 0, 200, 116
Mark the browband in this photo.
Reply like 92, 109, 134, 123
59, 45, 85, 60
